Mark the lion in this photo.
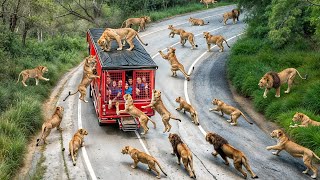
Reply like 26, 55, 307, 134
209, 98, 253, 126
205, 132, 258, 179
97, 28, 148, 51
168, 25, 184, 38
219, 9, 240, 25
142, 90, 181, 133
200, 0, 217, 8
36, 106, 64, 146
68, 128, 88, 166
258, 68, 307, 98
168, 133, 196, 178
179, 29, 198, 49
289, 112, 320, 128
189, 17, 209, 26
116, 94, 156, 135
63, 72, 100, 103
203, 32, 230, 52
16, 65, 50, 87
121, 146, 167, 179
158, 47, 193, 81
266, 129, 320, 179
83, 55, 97, 76
175, 96, 199, 126
121, 16, 151, 32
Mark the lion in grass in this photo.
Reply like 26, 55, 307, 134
142, 89, 181, 133
159, 47, 194, 81
36, 106, 64, 146
209, 98, 253, 126
68, 128, 88, 166
97, 28, 148, 51
289, 112, 320, 128
219, 9, 240, 25
168, 133, 196, 178
116, 94, 156, 135
168, 25, 184, 38
16, 65, 50, 87
121, 146, 167, 179
205, 132, 258, 179
258, 68, 307, 98
121, 16, 151, 32
189, 17, 209, 26
267, 129, 320, 179
175, 96, 199, 126
200, 0, 217, 8
203, 32, 230, 52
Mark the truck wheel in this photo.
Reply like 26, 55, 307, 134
98, 119, 103, 126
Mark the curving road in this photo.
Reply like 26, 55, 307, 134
54, 4, 315, 180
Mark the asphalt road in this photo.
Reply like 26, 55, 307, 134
55, 4, 317, 180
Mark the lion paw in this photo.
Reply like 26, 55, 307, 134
266, 146, 272, 150
311, 174, 317, 179
226, 119, 232, 122
263, 95, 267, 99
275, 95, 280, 98
156, 175, 161, 179
46, 79, 50, 81
302, 169, 309, 174
117, 48, 123, 51
284, 90, 289, 94
131, 165, 136, 169
272, 152, 279, 156
230, 123, 237, 126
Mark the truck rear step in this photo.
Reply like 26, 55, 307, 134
119, 116, 140, 132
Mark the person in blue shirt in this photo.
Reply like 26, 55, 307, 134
125, 82, 132, 95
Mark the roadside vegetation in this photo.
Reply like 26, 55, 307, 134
0, 0, 234, 179
227, 0, 320, 155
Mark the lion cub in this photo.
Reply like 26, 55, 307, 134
68, 128, 88, 166
267, 129, 320, 179
206, 132, 258, 179
16, 65, 50, 87
121, 146, 167, 179
142, 89, 181, 133
290, 112, 320, 128
36, 106, 64, 146
175, 96, 199, 125
189, 17, 209, 26
209, 98, 253, 126
203, 32, 230, 52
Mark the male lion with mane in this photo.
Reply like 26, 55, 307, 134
121, 16, 151, 32
205, 132, 258, 179
219, 9, 240, 25
289, 112, 320, 128
121, 146, 167, 179
168, 133, 196, 178
16, 65, 50, 87
258, 68, 307, 98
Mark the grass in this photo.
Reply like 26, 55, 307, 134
227, 35, 320, 155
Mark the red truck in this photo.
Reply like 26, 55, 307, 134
87, 28, 157, 131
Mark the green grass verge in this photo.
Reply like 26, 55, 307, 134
227, 36, 320, 155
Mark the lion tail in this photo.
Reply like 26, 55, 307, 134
223, 38, 231, 48
193, 35, 198, 48
295, 69, 308, 80
155, 160, 167, 176
16, 72, 22, 84
36, 124, 47, 146
136, 33, 148, 46
170, 115, 181, 122
241, 112, 253, 125
148, 117, 156, 129
192, 112, 200, 126
63, 90, 78, 101
313, 152, 320, 161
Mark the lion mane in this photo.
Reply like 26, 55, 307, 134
266, 72, 281, 89
206, 132, 228, 158
169, 133, 183, 155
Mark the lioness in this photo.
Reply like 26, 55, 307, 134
121, 146, 167, 179
121, 16, 151, 32
68, 128, 88, 166
168, 133, 196, 178
16, 65, 50, 87
36, 106, 64, 146
97, 28, 148, 51
206, 132, 258, 179
168, 25, 184, 38
83, 55, 97, 76
203, 32, 230, 52
142, 90, 181, 133
175, 96, 199, 126
219, 9, 240, 25
289, 112, 320, 128
179, 29, 198, 49
200, 0, 217, 8
189, 17, 209, 26
63, 72, 100, 103
158, 47, 193, 81
258, 68, 307, 98
209, 98, 253, 126
266, 129, 320, 179
116, 94, 156, 135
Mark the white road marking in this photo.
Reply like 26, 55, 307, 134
78, 99, 98, 180
184, 32, 245, 136
141, 13, 223, 37
135, 131, 151, 155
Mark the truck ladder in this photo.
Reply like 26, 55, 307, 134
119, 116, 140, 132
